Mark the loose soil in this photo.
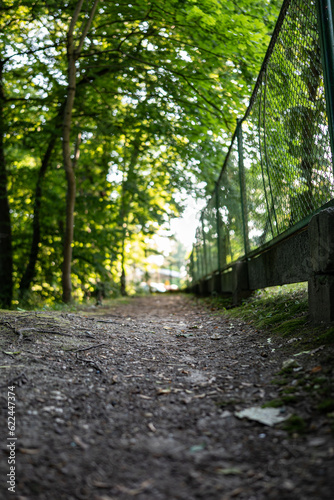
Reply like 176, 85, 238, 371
1, 294, 334, 500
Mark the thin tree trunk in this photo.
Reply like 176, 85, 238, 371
20, 66, 104, 297
300, 45, 321, 212
120, 244, 127, 297
19, 134, 58, 298
120, 194, 128, 297
61, 0, 99, 303
61, 45, 77, 303
118, 135, 142, 296
0, 60, 13, 308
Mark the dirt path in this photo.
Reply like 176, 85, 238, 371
1, 294, 333, 499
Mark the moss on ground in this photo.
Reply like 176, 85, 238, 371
198, 284, 334, 435
282, 414, 308, 435
317, 399, 334, 413
200, 283, 334, 349
224, 284, 308, 331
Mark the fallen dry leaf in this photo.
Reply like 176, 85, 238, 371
310, 366, 322, 373
92, 481, 113, 489
235, 407, 290, 426
147, 422, 157, 432
73, 435, 89, 450
116, 479, 153, 496
216, 467, 242, 475
18, 448, 40, 455
157, 387, 171, 395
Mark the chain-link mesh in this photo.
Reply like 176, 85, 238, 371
217, 138, 245, 266
244, 0, 334, 249
201, 198, 218, 276
191, 0, 334, 282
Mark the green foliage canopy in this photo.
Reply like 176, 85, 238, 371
0, 0, 282, 306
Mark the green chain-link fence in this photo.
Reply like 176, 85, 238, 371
191, 0, 334, 285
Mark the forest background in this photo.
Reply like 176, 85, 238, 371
0, 0, 283, 308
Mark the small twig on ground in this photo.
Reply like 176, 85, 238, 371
1, 321, 72, 338
75, 353, 103, 373
16, 327, 38, 333
2, 351, 17, 359
0, 320, 23, 340
32, 330, 72, 336
70, 343, 107, 353
0, 371, 28, 388
20, 350, 44, 358
0, 320, 17, 333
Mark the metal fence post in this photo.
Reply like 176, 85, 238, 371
237, 119, 250, 255
189, 251, 194, 285
201, 214, 208, 276
215, 182, 222, 275
194, 245, 199, 282
316, 0, 334, 173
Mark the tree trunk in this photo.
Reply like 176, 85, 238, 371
300, 44, 322, 213
61, 0, 99, 303
61, 44, 77, 303
19, 134, 57, 298
118, 135, 142, 295
20, 68, 100, 298
0, 61, 13, 308
120, 267, 127, 297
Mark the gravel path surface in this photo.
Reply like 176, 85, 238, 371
1, 294, 333, 499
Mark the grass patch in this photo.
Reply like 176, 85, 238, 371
281, 414, 308, 435
282, 387, 297, 394
262, 399, 286, 408
272, 317, 307, 336
317, 327, 334, 344
278, 363, 301, 375
199, 285, 334, 435
317, 399, 334, 413
271, 378, 290, 386
215, 399, 243, 408
200, 283, 334, 348
227, 284, 308, 330
281, 394, 299, 404
262, 395, 298, 408
10, 295, 132, 314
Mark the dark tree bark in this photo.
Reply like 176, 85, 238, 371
19, 134, 58, 298
0, 60, 13, 308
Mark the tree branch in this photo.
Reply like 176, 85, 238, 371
118, 50, 225, 117
76, 0, 100, 55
